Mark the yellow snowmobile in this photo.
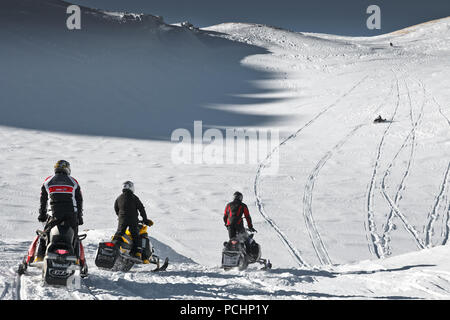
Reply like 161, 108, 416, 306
95, 221, 168, 272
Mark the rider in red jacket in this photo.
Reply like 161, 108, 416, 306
223, 191, 256, 239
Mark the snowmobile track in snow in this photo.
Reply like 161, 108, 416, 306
380, 77, 427, 251
442, 201, 450, 246
303, 124, 365, 265
6, 268, 21, 300
380, 78, 426, 252
424, 89, 450, 247
433, 96, 450, 127
301, 74, 399, 265
304, 74, 399, 265
365, 74, 400, 259
254, 75, 368, 267
436, 95, 450, 246
0, 283, 10, 300
425, 162, 450, 247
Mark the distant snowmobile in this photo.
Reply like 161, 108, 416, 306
18, 220, 88, 286
221, 229, 271, 271
95, 221, 168, 272
374, 115, 388, 123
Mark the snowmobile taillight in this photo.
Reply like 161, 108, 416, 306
231, 240, 238, 245
105, 242, 115, 247
55, 249, 69, 255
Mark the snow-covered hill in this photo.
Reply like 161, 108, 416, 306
0, 0, 449, 299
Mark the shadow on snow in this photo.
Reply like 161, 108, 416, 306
0, 0, 287, 141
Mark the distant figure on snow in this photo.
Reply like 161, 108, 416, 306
374, 115, 387, 123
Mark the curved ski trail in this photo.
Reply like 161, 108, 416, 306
254, 76, 368, 268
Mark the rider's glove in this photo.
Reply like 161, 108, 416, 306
145, 219, 154, 226
249, 227, 257, 233
78, 215, 84, 226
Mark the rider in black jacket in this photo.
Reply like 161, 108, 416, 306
113, 181, 151, 258
35, 160, 84, 262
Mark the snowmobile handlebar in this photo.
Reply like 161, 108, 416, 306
138, 219, 153, 227
78, 234, 87, 241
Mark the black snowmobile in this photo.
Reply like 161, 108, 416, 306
221, 229, 271, 271
18, 218, 88, 286
95, 221, 168, 272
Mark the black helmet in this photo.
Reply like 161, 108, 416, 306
54, 160, 71, 175
233, 191, 243, 201
122, 181, 135, 193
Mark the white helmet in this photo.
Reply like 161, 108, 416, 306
122, 181, 135, 193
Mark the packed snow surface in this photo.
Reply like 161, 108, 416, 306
0, 0, 449, 299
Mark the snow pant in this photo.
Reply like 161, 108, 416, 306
227, 224, 245, 240
113, 217, 141, 255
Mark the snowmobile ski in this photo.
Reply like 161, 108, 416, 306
151, 257, 169, 272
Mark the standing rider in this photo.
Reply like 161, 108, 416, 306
35, 160, 84, 264
113, 181, 151, 259
223, 191, 256, 240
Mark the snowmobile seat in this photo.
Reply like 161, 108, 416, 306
47, 224, 75, 256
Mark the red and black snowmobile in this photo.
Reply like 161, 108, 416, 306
18, 219, 88, 286
222, 229, 271, 271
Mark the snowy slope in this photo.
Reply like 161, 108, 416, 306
0, 0, 449, 299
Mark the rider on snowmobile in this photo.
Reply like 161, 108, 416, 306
223, 191, 256, 240
35, 160, 84, 263
112, 181, 152, 260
